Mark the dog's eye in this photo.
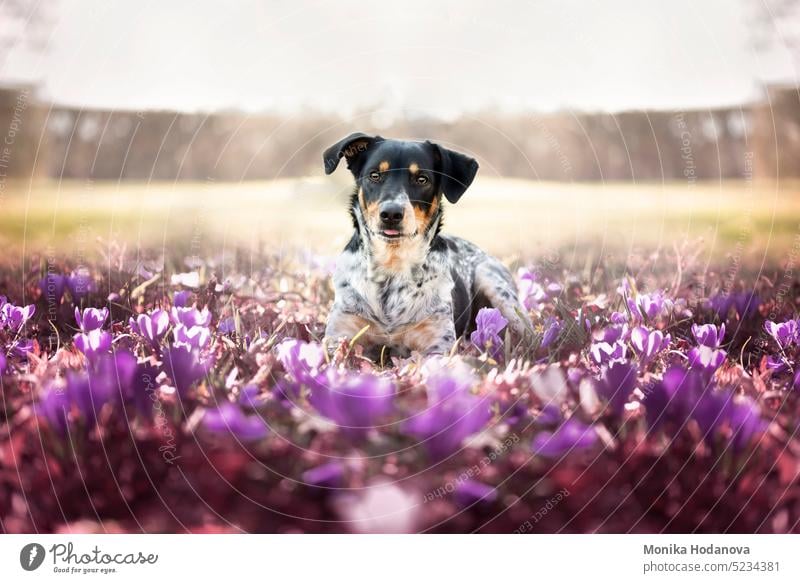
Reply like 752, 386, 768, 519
415, 175, 429, 186
368, 171, 381, 183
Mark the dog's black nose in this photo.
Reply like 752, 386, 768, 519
379, 202, 405, 225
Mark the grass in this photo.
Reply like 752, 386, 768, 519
1, 177, 798, 265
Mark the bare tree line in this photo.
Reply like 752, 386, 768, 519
1, 83, 797, 183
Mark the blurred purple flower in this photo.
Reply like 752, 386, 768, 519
74, 306, 109, 332
642, 366, 704, 430
692, 389, 765, 451
0, 353, 6, 374
765, 319, 798, 349
73, 329, 112, 361
594, 360, 638, 415
405, 362, 490, 460
302, 462, 345, 488
173, 324, 212, 350
202, 403, 269, 441
711, 291, 759, 319
66, 268, 94, 300
727, 398, 767, 453
162, 345, 211, 397
630, 326, 671, 363
692, 323, 725, 348
794, 369, 800, 391
532, 416, 598, 458
536, 404, 563, 425
455, 480, 497, 507
130, 310, 170, 347
277, 338, 325, 385
471, 307, 508, 359
540, 317, 563, 349
39, 273, 66, 306
238, 384, 262, 409
129, 360, 161, 419
173, 290, 192, 307
218, 317, 236, 334
37, 385, 71, 437
309, 373, 395, 438
170, 306, 211, 328
589, 340, 627, 366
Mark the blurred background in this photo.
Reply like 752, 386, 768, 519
0, 0, 799, 263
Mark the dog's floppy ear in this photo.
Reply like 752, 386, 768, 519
429, 141, 479, 204
323, 132, 383, 176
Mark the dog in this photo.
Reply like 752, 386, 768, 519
322, 132, 528, 359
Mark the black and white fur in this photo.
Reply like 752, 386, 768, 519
323, 133, 528, 359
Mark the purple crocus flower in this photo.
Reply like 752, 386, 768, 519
0, 353, 6, 374
630, 326, 671, 363
74, 306, 109, 332
470, 307, 508, 359
594, 360, 638, 415
173, 290, 192, 307
766, 355, 790, 375
692, 389, 765, 451
238, 384, 262, 409
73, 329, 112, 361
161, 345, 211, 397
642, 366, 704, 430
688, 345, 727, 378
1, 302, 35, 331
302, 462, 345, 488
594, 323, 628, 344
128, 360, 161, 419
727, 398, 766, 453
589, 340, 627, 366
66, 267, 94, 300
794, 369, 800, 392
455, 480, 498, 507
202, 402, 269, 441
277, 338, 325, 385
218, 317, 236, 334
405, 362, 491, 460
627, 291, 669, 322
173, 324, 212, 350
309, 373, 395, 438
517, 268, 548, 311
711, 291, 759, 319
10, 339, 34, 359
170, 306, 212, 328
610, 311, 628, 325
734, 291, 760, 318
129, 310, 170, 347
39, 273, 66, 306
691, 323, 725, 348
764, 319, 798, 349
532, 416, 598, 458
540, 317, 563, 349
37, 385, 71, 437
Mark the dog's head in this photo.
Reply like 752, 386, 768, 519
323, 133, 478, 243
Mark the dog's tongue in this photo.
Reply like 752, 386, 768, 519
383, 229, 400, 236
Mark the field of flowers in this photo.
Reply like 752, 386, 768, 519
1, 239, 799, 534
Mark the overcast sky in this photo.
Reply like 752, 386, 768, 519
1, 0, 796, 117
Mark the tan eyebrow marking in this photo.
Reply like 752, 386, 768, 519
408, 163, 419, 175
379, 161, 390, 172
